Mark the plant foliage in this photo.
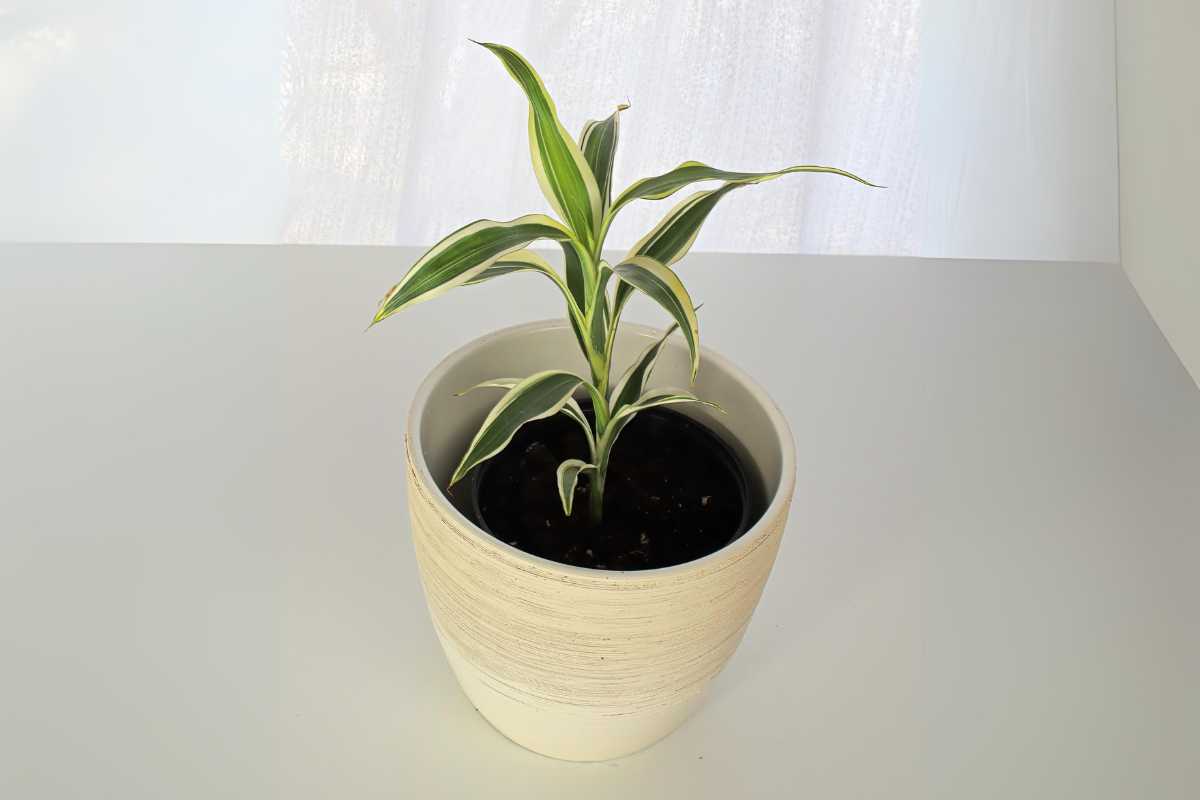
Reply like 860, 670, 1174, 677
372, 41, 878, 525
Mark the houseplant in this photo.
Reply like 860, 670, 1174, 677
373, 41, 874, 760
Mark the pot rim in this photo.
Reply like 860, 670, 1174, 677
407, 319, 796, 581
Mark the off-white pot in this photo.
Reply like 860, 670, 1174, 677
406, 320, 795, 761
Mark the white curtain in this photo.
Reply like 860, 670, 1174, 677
1, 0, 1118, 262
280, 0, 922, 256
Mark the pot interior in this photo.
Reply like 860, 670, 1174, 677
414, 321, 788, 530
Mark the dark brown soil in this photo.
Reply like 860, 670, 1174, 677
456, 404, 761, 571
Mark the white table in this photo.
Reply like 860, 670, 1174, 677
2, 245, 1197, 798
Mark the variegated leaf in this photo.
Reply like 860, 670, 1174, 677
450, 370, 584, 485
372, 214, 569, 324
465, 248, 587, 336
612, 256, 700, 381
455, 377, 595, 457
579, 103, 628, 210
628, 184, 739, 267
555, 458, 596, 516
464, 248, 556, 286
597, 388, 722, 468
609, 321, 679, 413
560, 241, 588, 312
611, 387, 722, 424
585, 262, 613, 362
475, 41, 602, 245
613, 161, 879, 213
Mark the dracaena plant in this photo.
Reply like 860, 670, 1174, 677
371, 41, 876, 525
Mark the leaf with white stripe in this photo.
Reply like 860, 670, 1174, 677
597, 388, 722, 468
555, 459, 596, 516
610, 321, 679, 413
475, 41, 602, 245
613, 161, 879, 213
612, 256, 700, 381
579, 104, 628, 210
455, 377, 595, 457
372, 214, 569, 324
450, 371, 585, 485
611, 387, 722, 423
628, 184, 741, 267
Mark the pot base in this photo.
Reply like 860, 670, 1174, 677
435, 622, 721, 761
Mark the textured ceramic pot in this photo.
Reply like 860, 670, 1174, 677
406, 320, 795, 761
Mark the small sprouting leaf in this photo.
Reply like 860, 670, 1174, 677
372, 214, 569, 324
612, 256, 700, 381
555, 458, 596, 516
450, 370, 585, 485
475, 41, 602, 245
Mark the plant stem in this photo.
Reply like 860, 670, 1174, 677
588, 467, 606, 528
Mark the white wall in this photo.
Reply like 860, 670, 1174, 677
1116, 0, 1200, 387
0, 0, 1118, 262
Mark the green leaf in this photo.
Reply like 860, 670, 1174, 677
609, 321, 679, 413
585, 262, 613, 361
613, 161, 880, 213
450, 371, 585, 485
612, 256, 701, 381
465, 248, 587, 341
560, 241, 588, 312
555, 458, 596, 516
475, 41, 602, 245
628, 184, 740, 266
372, 214, 569, 324
579, 104, 628, 211
463, 248, 556, 285
611, 387, 722, 424
597, 388, 721, 470
455, 377, 595, 457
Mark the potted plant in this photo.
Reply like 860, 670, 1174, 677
372, 41, 875, 761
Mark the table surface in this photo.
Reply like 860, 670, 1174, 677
2, 244, 1197, 799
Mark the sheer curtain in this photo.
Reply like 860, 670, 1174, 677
1, 0, 1117, 261
281, 0, 922, 254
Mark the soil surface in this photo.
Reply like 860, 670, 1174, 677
458, 405, 760, 570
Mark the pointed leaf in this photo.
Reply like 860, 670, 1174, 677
555, 459, 596, 516
612, 256, 700, 381
560, 241, 588, 311
585, 262, 613, 363
455, 378, 595, 456
598, 388, 721, 467
450, 370, 584, 485
475, 41, 602, 245
579, 104, 628, 210
465, 248, 587, 339
613, 161, 880, 213
372, 214, 569, 323
628, 184, 740, 267
612, 387, 722, 424
610, 322, 679, 413
464, 248, 556, 285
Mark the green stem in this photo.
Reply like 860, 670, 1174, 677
588, 467, 605, 527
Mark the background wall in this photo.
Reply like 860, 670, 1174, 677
0, 0, 1118, 262
1115, 0, 1200, 387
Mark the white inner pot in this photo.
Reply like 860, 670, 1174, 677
406, 320, 795, 761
